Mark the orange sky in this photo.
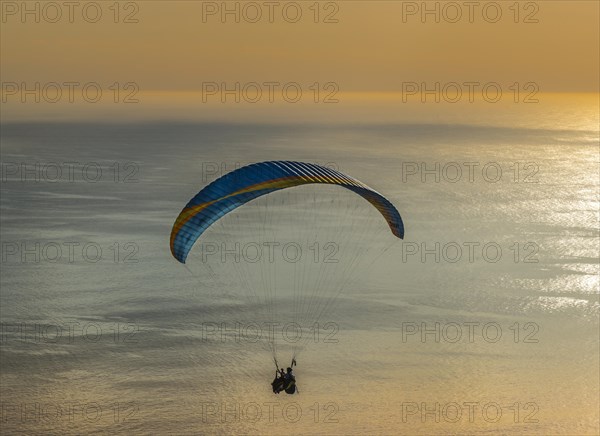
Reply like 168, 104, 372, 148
1, 1, 598, 93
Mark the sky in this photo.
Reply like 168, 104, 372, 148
1, 1, 598, 93
1, 1, 598, 124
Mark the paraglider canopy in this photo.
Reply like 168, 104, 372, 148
170, 161, 404, 264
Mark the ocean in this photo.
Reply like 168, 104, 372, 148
1, 107, 598, 434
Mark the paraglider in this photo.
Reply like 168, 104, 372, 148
170, 161, 404, 394
271, 359, 297, 394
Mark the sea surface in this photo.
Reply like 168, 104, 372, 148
1, 105, 598, 434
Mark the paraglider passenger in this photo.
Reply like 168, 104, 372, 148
272, 368, 286, 394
